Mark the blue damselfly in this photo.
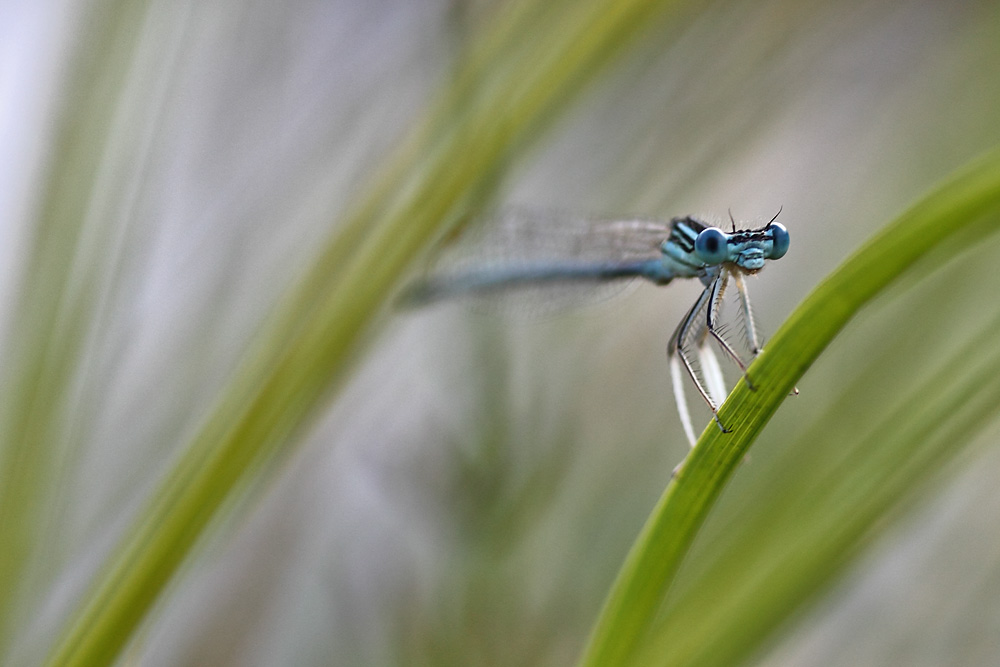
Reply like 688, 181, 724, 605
404, 208, 789, 447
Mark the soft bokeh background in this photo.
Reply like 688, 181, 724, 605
2, 0, 1000, 665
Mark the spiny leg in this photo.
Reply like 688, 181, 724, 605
733, 272, 797, 395
668, 299, 705, 448
668, 283, 730, 443
721, 272, 757, 390
705, 272, 748, 370
733, 272, 761, 355
689, 296, 727, 407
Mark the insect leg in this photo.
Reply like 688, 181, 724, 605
733, 272, 797, 395
732, 272, 760, 355
668, 283, 730, 442
706, 271, 756, 390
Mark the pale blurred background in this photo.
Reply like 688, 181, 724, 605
2, 1, 1000, 665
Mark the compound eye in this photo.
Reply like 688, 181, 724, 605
768, 222, 790, 259
694, 227, 728, 265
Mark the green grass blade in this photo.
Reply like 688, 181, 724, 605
641, 306, 1000, 666
578, 144, 1000, 667
0, 0, 154, 653
42, 2, 689, 665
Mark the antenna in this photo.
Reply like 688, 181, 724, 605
767, 205, 783, 228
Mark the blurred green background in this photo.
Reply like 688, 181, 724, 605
2, 0, 1000, 665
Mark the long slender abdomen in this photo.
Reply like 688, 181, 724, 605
401, 260, 670, 305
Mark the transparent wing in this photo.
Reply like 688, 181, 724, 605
404, 207, 672, 312
458, 207, 674, 263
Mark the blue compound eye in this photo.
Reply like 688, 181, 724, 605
768, 222, 789, 259
694, 227, 728, 265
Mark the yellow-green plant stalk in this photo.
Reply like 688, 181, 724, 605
41, 1, 689, 665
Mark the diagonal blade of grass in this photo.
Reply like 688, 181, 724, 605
643, 199, 1000, 667
43, 2, 689, 665
640, 301, 1000, 666
578, 144, 1000, 667
0, 0, 160, 653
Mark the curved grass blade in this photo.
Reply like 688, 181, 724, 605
639, 302, 1000, 666
578, 144, 1000, 667
0, 0, 168, 654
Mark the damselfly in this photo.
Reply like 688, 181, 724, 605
404, 208, 789, 447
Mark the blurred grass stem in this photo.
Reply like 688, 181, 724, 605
41, 1, 688, 665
